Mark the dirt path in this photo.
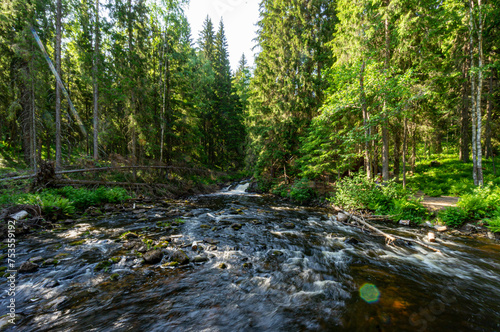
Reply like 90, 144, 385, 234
415, 191, 459, 211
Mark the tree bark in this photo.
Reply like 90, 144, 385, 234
360, 60, 371, 178
93, 0, 100, 161
460, 53, 470, 163
382, 3, 391, 181
403, 117, 407, 188
485, 67, 493, 159
393, 124, 401, 181
55, 0, 62, 171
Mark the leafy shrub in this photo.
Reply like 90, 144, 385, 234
424, 187, 443, 197
22, 192, 75, 219
485, 210, 500, 233
457, 185, 500, 219
271, 182, 289, 198
289, 178, 316, 203
55, 186, 129, 209
438, 207, 468, 228
330, 172, 408, 211
255, 176, 275, 193
389, 198, 427, 224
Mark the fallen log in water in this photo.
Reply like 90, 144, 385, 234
340, 210, 441, 253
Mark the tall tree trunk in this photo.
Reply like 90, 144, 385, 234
31, 52, 37, 173
403, 117, 408, 188
475, 0, 484, 186
460, 53, 470, 162
393, 124, 401, 181
93, 0, 100, 161
411, 122, 417, 174
382, 2, 391, 181
485, 67, 493, 159
127, 0, 136, 168
360, 60, 371, 179
55, 0, 62, 170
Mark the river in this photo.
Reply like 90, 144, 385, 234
2, 183, 500, 331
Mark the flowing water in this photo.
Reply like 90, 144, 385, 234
2, 184, 500, 331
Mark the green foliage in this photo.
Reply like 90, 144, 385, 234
438, 207, 468, 228
55, 186, 130, 209
330, 172, 408, 211
271, 182, 289, 198
289, 178, 316, 203
0, 186, 129, 220
457, 185, 500, 219
330, 172, 426, 223
24, 193, 75, 219
387, 198, 428, 224
485, 210, 500, 233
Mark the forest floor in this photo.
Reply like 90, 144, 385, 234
415, 191, 459, 212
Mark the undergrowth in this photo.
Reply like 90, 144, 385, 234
329, 172, 427, 224
0, 186, 130, 220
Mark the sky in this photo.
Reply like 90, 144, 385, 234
185, 0, 260, 71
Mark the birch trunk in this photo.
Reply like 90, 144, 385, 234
360, 60, 371, 179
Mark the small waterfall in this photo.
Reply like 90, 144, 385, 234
231, 182, 249, 194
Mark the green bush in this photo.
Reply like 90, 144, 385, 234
289, 178, 316, 203
438, 207, 468, 228
457, 185, 500, 219
330, 172, 408, 211
55, 186, 130, 209
389, 198, 427, 224
485, 210, 500, 233
271, 182, 289, 198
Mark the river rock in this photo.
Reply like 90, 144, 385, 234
204, 238, 219, 245
337, 213, 348, 223
9, 210, 29, 221
399, 220, 410, 226
283, 222, 295, 229
29, 256, 44, 263
435, 225, 448, 232
170, 250, 190, 265
19, 261, 39, 273
193, 255, 209, 263
123, 240, 142, 250
345, 237, 360, 245
143, 250, 163, 264
231, 223, 243, 230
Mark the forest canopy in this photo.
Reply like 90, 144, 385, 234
0, 0, 498, 186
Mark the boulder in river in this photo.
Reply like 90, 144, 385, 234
193, 255, 209, 263
19, 261, 39, 273
283, 222, 295, 229
144, 250, 163, 264
170, 250, 190, 265
231, 223, 242, 230
337, 213, 348, 223
345, 237, 360, 245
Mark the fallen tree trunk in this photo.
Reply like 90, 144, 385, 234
0, 165, 222, 182
54, 179, 169, 187
341, 210, 441, 253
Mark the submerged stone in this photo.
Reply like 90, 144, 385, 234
345, 237, 360, 245
143, 250, 163, 264
19, 261, 39, 273
170, 250, 189, 265
283, 222, 295, 229
193, 255, 209, 263
231, 223, 243, 230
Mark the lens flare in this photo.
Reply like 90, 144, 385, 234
360, 283, 380, 303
